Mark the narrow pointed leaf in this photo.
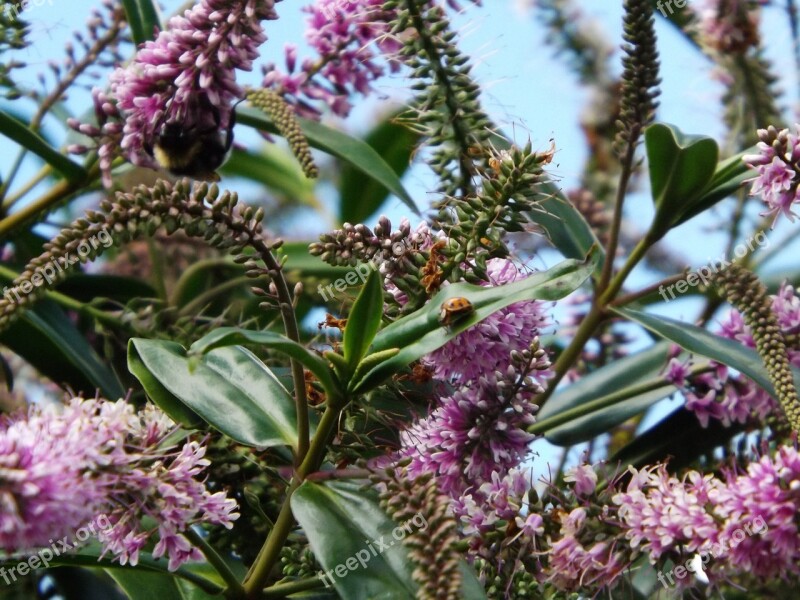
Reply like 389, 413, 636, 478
0, 301, 124, 399
537, 342, 676, 445
344, 269, 383, 367
236, 108, 418, 215
339, 112, 419, 223
121, 0, 160, 45
0, 111, 87, 183
613, 307, 795, 396
353, 254, 597, 393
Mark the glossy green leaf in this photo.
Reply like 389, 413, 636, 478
291, 480, 418, 599
121, 0, 160, 45
48, 541, 226, 597
129, 339, 302, 447
221, 147, 318, 207
0, 111, 87, 183
188, 327, 340, 402
338, 112, 419, 223
672, 146, 756, 228
537, 342, 675, 445
107, 570, 220, 600
530, 187, 604, 264
128, 340, 204, 428
292, 481, 486, 600
236, 107, 418, 216
344, 270, 383, 367
354, 254, 598, 393
613, 307, 794, 396
0, 301, 124, 399
645, 123, 719, 238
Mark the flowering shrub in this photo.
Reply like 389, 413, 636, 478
1, 0, 799, 598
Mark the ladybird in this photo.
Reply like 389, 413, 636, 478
439, 297, 474, 326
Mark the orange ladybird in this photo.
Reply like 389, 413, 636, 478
439, 297, 474, 326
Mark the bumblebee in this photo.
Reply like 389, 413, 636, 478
144, 101, 236, 182
439, 296, 474, 326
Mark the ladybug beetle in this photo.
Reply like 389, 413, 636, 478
439, 297, 474, 326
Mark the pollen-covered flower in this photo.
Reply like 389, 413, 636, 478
0, 398, 237, 571
743, 124, 800, 227
424, 258, 551, 384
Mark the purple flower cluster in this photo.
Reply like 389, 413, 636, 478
695, 0, 762, 54
665, 283, 800, 427
72, 0, 277, 184
263, 0, 400, 118
613, 465, 721, 561
262, 0, 478, 118
546, 506, 627, 592
424, 258, 551, 384
0, 398, 237, 571
743, 124, 800, 227
613, 446, 800, 583
399, 371, 542, 496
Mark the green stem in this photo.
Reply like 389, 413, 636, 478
262, 576, 327, 598
0, 162, 99, 240
242, 405, 341, 598
539, 236, 655, 408
184, 527, 245, 597
1, 165, 52, 210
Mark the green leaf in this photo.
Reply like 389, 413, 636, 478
128, 340, 203, 428
645, 123, 719, 238
292, 481, 486, 600
672, 146, 756, 228
236, 107, 419, 216
107, 570, 220, 600
613, 307, 789, 396
344, 269, 383, 367
188, 327, 340, 402
221, 147, 318, 207
354, 254, 598, 393
537, 342, 675, 445
291, 481, 418, 599
121, 0, 160, 45
0, 301, 124, 399
0, 111, 87, 183
530, 188, 604, 263
129, 339, 304, 447
338, 112, 419, 223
